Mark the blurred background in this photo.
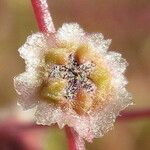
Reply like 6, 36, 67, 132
0, 0, 150, 149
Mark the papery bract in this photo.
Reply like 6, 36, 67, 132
14, 23, 132, 141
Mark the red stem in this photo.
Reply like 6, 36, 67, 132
65, 126, 78, 150
12, 109, 150, 131
31, 0, 55, 33
118, 108, 150, 121
1, 109, 150, 131
31, 0, 84, 150
65, 126, 86, 150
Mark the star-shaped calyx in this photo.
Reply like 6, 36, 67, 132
48, 54, 96, 100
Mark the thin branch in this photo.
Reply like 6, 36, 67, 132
118, 108, 150, 121
14, 108, 150, 131
31, 0, 55, 33
31, 1, 84, 150
65, 126, 86, 150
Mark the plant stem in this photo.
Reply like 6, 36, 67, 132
65, 126, 86, 150
31, 0, 55, 33
2, 109, 150, 131
31, 0, 85, 150
118, 108, 150, 121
